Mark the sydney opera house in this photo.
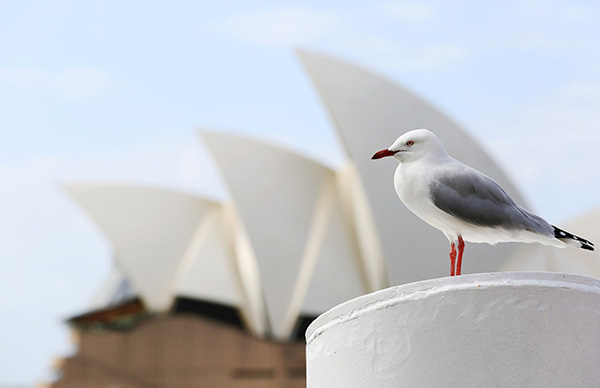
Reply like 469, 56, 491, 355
49, 50, 599, 387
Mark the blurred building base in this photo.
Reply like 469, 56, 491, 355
50, 298, 309, 388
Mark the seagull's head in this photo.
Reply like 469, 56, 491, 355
371, 129, 447, 163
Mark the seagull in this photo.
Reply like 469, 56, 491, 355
371, 129, 594, 276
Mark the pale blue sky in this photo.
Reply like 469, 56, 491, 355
1, 1, 599, 385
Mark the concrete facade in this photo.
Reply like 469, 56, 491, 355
54, 307, 306, 388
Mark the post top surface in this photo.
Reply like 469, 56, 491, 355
306, 271, 600, 344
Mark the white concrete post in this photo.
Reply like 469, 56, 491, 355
306, 272, 600, 388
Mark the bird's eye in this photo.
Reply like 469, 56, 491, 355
406, 140, 414, 146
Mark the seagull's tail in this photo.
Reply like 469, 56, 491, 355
552, 225, 595, 251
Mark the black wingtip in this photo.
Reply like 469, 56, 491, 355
582, 244, 595, 252
552, 225, 595, 251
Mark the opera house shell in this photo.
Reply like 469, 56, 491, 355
50, 49, 576, 387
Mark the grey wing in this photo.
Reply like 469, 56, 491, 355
430, 165, 553, 235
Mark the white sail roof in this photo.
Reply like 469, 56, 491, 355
199, 131, 368, 339
297, 49, 527, 284
300, 175, 367, 316
64, 184, 242, 312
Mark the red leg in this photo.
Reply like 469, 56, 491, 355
456, 236, 465, 276
449, 242, 456, 276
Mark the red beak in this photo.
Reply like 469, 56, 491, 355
371, 149, 396, 159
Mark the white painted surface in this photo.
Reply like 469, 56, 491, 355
306, 272, 600, 388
